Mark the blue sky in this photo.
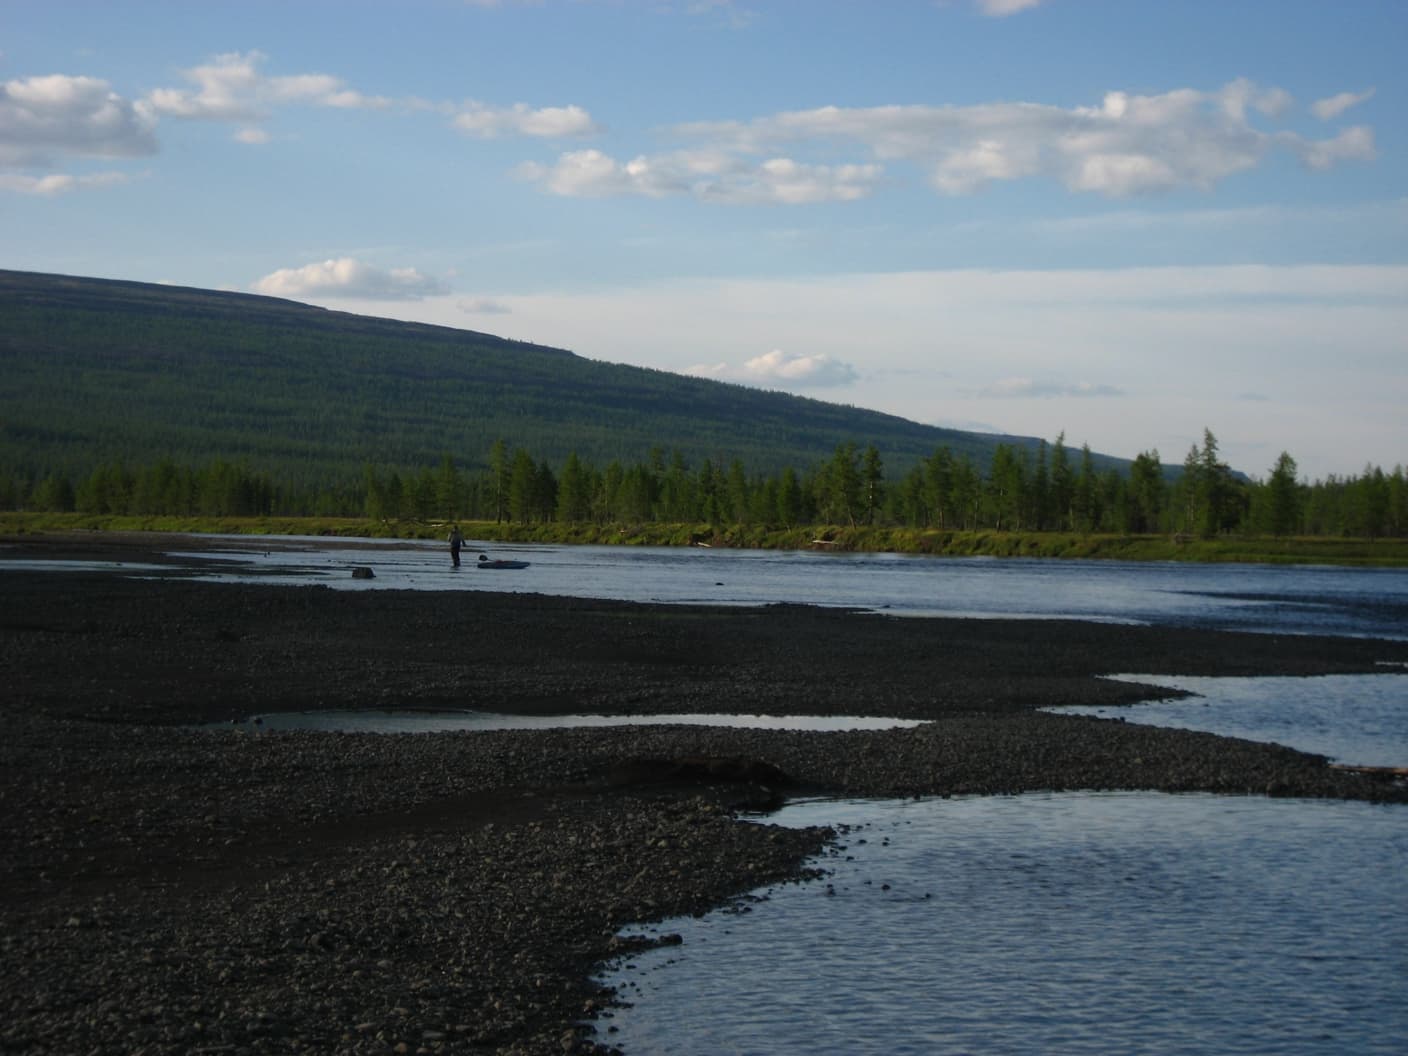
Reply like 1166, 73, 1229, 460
5, 0, 1405, 480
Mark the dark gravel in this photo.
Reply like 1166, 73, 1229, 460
3, 544, 1407, 1055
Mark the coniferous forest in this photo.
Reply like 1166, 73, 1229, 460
11, 431, 1406, 542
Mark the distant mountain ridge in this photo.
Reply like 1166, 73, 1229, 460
0, 268, 1118, 488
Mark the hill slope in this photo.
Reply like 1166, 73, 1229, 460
1, 269, 1099, 487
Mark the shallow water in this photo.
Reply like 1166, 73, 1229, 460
1054, 673, 1408, 767
10, 533, 1406, 638
215, 710, 922, 734
597, 792, 1408, 1056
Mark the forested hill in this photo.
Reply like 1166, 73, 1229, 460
1, 268, 1093, 489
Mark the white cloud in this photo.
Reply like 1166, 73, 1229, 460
252, 258, 449, 300
142, 51, 390, 123
0, 73, 157, 167
976, 0, 1044, 15
234, 127, 270, 145
1293, 125, 1376, 170
711, 158, 883, 204
1311, 88, 1375, 121
746, 348, 860, 385
451, 101, 599, 138
686, 348, 860, 388
979, 377, 1125, 399
519, 148, 882, 203
0, 169, 129, 194
657, 79, 1375, 201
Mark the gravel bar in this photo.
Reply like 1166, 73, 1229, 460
3, 547, 1407, 1054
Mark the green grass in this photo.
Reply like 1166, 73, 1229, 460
3, 513, 1406, 566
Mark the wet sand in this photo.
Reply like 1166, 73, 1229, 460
3, 533, 1406, 1054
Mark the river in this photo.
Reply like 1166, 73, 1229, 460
35, 532, 1408, 638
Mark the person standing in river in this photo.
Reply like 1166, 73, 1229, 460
448, 525, 465, 568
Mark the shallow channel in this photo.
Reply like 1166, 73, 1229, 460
596, 791, 1408, 1056
1054, 672, 1408, 767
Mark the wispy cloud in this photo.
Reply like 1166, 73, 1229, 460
522, 77, 1376, 204
449, 101, 599, 138
0, 169, 131, 194
252, 258, 449, 300
142, 51, 391, 122
1311, 88, 1375, 121
457, 295, 512, 314
517, 149, 881, 203
975, 0, 1045, 16
979, 377, 1125, 399
685, 0, 760, 29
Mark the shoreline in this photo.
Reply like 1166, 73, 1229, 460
4, 543, 1407, 1054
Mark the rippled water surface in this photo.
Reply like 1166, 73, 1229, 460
598, 793, 1408, 1056
1057, 673, 1408, 766
13, 532, 1404, 638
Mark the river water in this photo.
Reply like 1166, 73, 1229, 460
600, 793, 1407, 1056
9, 535, 1407, 1052
31, 532, 1408, 638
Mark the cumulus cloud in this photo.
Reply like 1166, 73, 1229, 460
251, 258, 449, 300
451, 101, 598, 138
0, 73, 157, 168
142, 51, 390, 123
686, 348, 860, 388
1311, 88, 1375, 121
519, 148, 882, 203
979, 377, 1124, 398
649, 78, 1375, 202
517, 149, 688, 198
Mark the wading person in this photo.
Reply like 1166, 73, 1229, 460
448, 524, 465, 568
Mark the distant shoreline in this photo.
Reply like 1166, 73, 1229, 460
5, 513, 1407, 567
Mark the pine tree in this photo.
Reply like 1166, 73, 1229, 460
1265, 452, 1301, 537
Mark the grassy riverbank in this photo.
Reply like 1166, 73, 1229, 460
3, 511, 1406, 566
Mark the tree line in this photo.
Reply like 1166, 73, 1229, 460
5, 430, 1405, 539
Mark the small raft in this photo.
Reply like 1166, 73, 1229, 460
475, 556, 530, 570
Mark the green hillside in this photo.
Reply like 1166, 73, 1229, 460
0, 268, 1104, 488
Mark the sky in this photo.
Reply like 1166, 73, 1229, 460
4, 0, 1405, 481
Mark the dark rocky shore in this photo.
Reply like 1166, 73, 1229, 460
3, 535, 1407, 1054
